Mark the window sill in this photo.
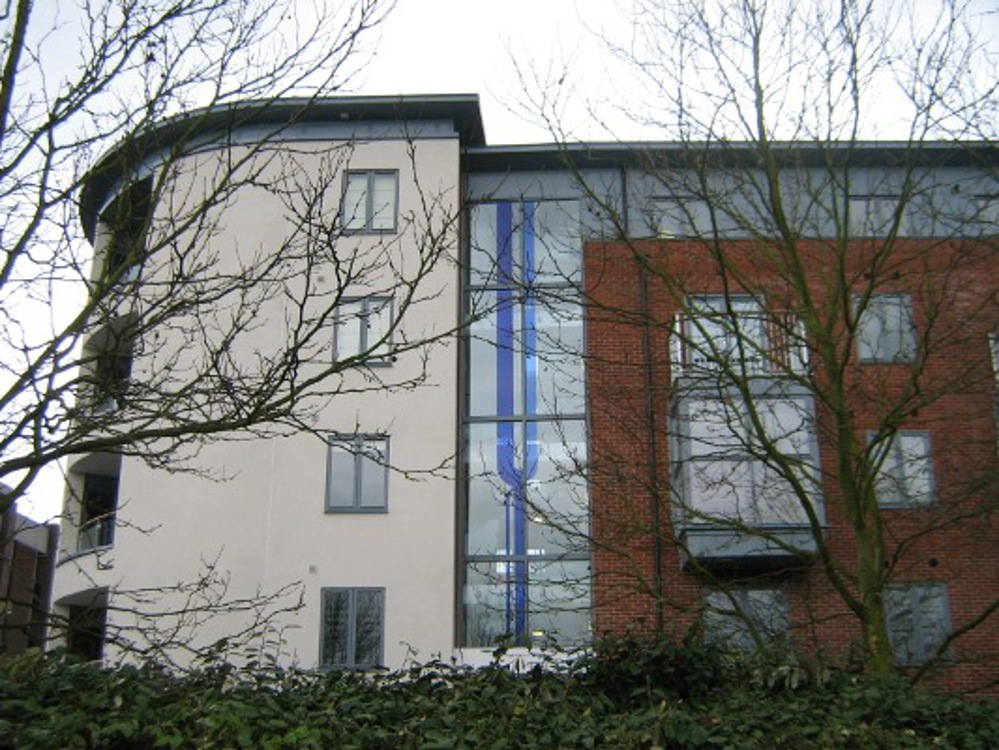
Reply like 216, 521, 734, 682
324, 507, 389, 515
340, 228, 399, 236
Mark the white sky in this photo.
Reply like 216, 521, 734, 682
353, 0, 632, 144
15, 0, 998, 522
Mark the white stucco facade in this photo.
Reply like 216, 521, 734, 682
53, 99, 471, 668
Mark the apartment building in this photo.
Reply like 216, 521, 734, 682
51, 96, 998, 687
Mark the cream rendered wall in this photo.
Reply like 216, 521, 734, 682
59, 131, 461, 668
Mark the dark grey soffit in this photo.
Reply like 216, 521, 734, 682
464, 140, 999, 174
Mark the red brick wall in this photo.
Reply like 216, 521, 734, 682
584, 237, 999, 693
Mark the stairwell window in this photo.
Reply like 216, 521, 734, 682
869, 431, 935, 508
855, 294, 917, 363
334, 297, 393, 363
320, 587, 384, 669
885, 584, 950, 665
342, 171, 398, 232
326, 435, 389, 512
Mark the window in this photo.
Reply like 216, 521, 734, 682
678, 395, 818, 526
66, 604, 107, 661
650, 196, 713, 238
702, 587, 789, 652
87, 337, 133, 414
682, 296, 767, 375
855, 294, 917, 363
326, 435, 388, 512
77, 474, 118, 552
463, 201, 591, 648
869, 431, 934, 507
848, 196, 909, 237
100, 177, 152, 283
342, 171, 398, 232
885, 584, 950, 665
320, 588, 384, 669
334, 297, 393, 362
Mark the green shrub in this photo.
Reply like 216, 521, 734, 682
0, 642, 995, 749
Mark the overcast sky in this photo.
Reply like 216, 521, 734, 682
355, 0, 629, 144
354, 0, 998, 144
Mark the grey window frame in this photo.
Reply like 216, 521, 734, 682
333, 296, 394, 364
855, 293, 917, 363
676, 392, 819, 526
319, 587, 385, 669
325, 434, 389, 513
66, 604, 108, 661
868, 430, 935, 508
341, 170, 399, 233
461, 199, 591, 649
885, 583, 951, 666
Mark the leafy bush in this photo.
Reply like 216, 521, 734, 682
0, 641, 995, 749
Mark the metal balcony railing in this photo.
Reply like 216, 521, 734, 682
77, 515, 115, 553
670, 311, 809, 379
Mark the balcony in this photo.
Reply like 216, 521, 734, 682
671, 374, 822, 570
670, 308, 809, 380
77, 514, 115, 553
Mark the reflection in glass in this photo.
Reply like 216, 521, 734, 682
464, 560, 590, 647
464, 199, 590, 648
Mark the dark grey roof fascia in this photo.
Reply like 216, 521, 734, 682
465, 140, 999, 173
80, 94, 485, 240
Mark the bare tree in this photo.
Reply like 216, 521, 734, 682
0, 0, 409, 506
514, 0, 999, 685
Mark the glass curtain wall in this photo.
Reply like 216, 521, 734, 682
463, 200, 590, 648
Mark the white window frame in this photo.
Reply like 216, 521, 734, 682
325, 434, 389, 513
868, 430, 935, 508
702, 586, 789, 652
320, 587, 385, 669
341, 170, 399, 233
885, 583, 950, 666
334, 297, 394, 363
855, 293, 917, 363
